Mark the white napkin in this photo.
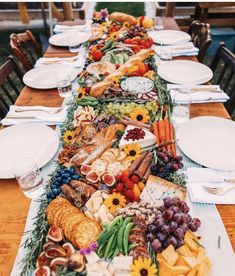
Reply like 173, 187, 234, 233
1, 105, 67, 126
152, 42, 199, 57
187, 167, 235, 204
53, 20, 92, 33
167, 84, 229, 103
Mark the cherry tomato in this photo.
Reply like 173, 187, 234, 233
92, 50, 103, 61
104, 72, 109, 77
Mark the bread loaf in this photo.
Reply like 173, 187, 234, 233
110, 12, 137, 25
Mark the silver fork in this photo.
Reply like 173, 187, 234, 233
14, 107, 63, 114
203, 185, 235, 195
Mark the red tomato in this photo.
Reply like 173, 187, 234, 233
130, 70, 142, 77
131, 45, 141, 53
92, 50, 103, 61
104, 72, 109, 77
124, 38, 133, 44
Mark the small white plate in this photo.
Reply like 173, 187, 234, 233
148, 30, 191, 45
158, 60, 213, 85
86, 61, 116, 76
176, 116, 235, 170
121, 77, 154, 94
23, 64, 78, 89
0, 124, 59, 178
49, 31, 90, 47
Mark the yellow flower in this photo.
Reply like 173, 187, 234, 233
104, 192, 126, 213
143, 70, 155, 80
77, 87, 86, 100
123, 21, 130, 28
63, 130, 75, 144
131, 257, 158, 276
123, 144, 142, 161
111, 76, 120, 86
110, 31, 120, 41
130, 108, 149, 123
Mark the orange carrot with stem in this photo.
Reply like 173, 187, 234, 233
158, 107, 165, 143
164, 116, 171, 151
152, 121, 160, 145
169, 122, 176, 156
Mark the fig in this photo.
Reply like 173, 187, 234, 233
68, 253, 85, 272
80, 165, 93, 175
48, 226, 63, 242
62, 242, 75, 257
86, 171, 99, 183
33, 266, 50, 276
36, 252, 51, 267
50, 257, 68, 272
45, 244, 66, 259
102, 173, 116, 187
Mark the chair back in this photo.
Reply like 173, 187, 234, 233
188, 20, 212, 62
10, 30, 42, 72
0, 56, 24, 118
210, 42, 235, 115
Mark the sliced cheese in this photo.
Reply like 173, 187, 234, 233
112, 256, 133, 271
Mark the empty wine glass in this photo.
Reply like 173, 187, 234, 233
154, 17, 164, 30
172, 93, 191, 127
67, 32, 80, 53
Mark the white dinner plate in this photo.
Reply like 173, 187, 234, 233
158, 60, 213, 85
23, 64, 78, 89
0, 124, 59, 178
49, 31, 90, 47
148, 30, 191, 45
176, 116, 235, 170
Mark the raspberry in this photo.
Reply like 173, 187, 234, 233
126, 181, 134, 189
130, 175, 139, 184
125, 189, 134, 200
116, 182, 124, 192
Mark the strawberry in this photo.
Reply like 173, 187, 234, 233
130, 175, 139, 184
126, 181, 134, 189
121, 175, 129, 184
115, 174, 122, 182
92, 50, 103, 61
116, 182, 124, 192
125, 189, 134, 200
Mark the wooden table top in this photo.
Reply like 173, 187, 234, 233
0, 17, 234, 275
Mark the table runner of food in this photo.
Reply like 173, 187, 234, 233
9, 12, 235, 276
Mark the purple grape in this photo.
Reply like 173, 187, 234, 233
166, 150, 174, 158
156, 232, 167, 242
162, 240, 170, 249
189, 222, 198, 232
155, 214, 163, 220
169, 206, 180, 213
179, 201, 188, 212
171, 197, 181, 206
147, 232, 154, 242
167, 236, 178, 248
151, 239, 162, 252
163, 209, 174, 221
158, 152, 166, 159
192, 218, 201, 228
163, 197, 172, 208
169, 221, 178, 232
173, 213, 182, 224
180, 223, 189, 233
159, 205, 166, 212
163, 156, 169, 164
155, 219, 164, 229
174, 228, 184, 239
178, 162, 184, 169
177, 238, 184, 248
161, 224, 170, 235
171, 163, 179, 171
148, 224, 158, 235
175, 155, 183, 162
181, 213, 189, 223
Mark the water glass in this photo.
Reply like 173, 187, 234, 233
13, 158, 44, 199
67, 32, 80, 53
172, 93, 191, 127
56, 73, 73, 98
159, 44, 172, 61
154, 16, 164, 30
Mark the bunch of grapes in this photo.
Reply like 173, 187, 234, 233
147, 197, 201, 252
104, 102, 139, 119
127, 26, 146, 38
151, 149, 184, 179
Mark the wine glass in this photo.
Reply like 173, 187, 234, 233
172, 93, 191, 128
56, 72, 73, 98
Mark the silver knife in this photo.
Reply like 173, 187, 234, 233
5, 116, 40, 120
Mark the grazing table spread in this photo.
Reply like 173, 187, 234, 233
0, 14, 235, 276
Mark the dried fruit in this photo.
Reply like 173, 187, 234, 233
102, 173, 115, 187
36, 252, 51, 267
45, 244, 66, 259
48, 226, 63, 242
33, 266, 50, 276
62, 242, 75, 257
80, 165, 93, 175
43, 241, 55, 252
50, 257, 68, 272
68, 253, 85, 272
130, 175, 139, 184
86, 171, 99, 183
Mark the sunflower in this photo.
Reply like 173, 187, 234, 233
77, 87, 86, 100
123, 21, 130, 28
131, 257, 158, 276
130, 108, 149, 123
111, 76, 120, 86
110, 31, 120, 41
123, 144, 142, 161
104, 192, 126, 213
63, 130, 75, 144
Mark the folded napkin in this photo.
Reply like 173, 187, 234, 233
187, 167, 235, 204
167, 84, 229, 103
35, 54, 85, 69
53, 21, 92, 33
152, 42, 199, 57
1, 105, 67, 126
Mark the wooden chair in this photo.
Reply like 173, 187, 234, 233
188, 20, 212, 63
210, 43, 235, 116
0, 56, 24, 119
10, 30, 42, 72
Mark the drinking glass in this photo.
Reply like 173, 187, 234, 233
13, 158, 44, 199
154, 16, 164, 30
172, 93, 191, 127
67, 32, 80, 53
56, 72, 73, 98
159, 44, 172, 61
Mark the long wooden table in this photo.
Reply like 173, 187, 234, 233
0, 17, 234, 275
